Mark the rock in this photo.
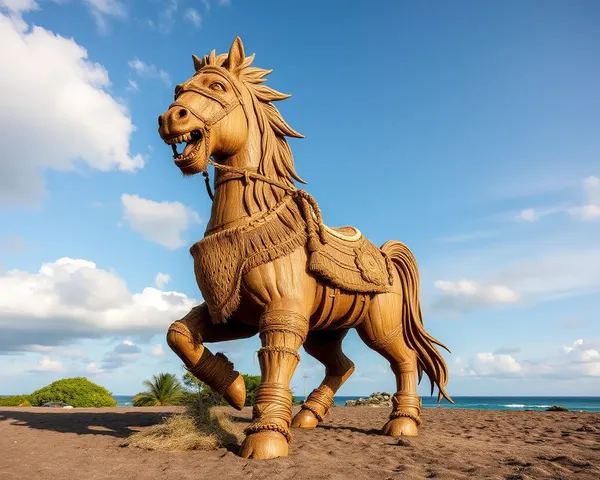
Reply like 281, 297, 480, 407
397, 438, 412, 447
344, 392, 393, 408
546, 405, 569, 412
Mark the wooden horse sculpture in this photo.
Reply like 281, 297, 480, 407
158, 37, 453, 459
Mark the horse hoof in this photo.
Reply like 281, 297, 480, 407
382, 417, 418, 436
238, 431, 289, 459
223, 373, 246, 410
290, 408, 319, 428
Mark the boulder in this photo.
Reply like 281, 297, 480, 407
344, 392, 393, 407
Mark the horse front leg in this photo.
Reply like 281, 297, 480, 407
166, 303, 258, 409
238, 306, 309, 459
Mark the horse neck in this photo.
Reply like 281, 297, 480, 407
205, 149, 289, 234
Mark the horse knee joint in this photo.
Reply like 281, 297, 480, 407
166, 321, 198, 352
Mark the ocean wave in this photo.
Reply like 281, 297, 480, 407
503, 404, 552, 409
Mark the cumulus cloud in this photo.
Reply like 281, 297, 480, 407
432, 279, 519, 314
128, 58, 171, 87
430, 248, 600, 315
29, 356, 65, 372
184, 7, 201, 27
120, 194, 202, 249
455, 339, 600, 379
0, 257, 197, 353
101, 340, 141, 370
151, 344, 166, 356
0, 11, 143, 207
155, 272, 171, 289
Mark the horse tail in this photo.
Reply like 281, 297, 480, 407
381, 240, 454, 404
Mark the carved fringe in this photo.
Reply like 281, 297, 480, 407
191, 195, 307, 323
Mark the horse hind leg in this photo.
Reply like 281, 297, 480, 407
291, 329, 355, 428
166, 303, 258, 410
357, 295, 422, 436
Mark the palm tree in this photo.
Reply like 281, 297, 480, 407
133, 373, 184, 406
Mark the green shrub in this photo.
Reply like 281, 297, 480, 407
28, 377, 117, 408
0, 395, 31, 407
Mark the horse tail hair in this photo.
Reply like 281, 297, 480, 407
381, 240, 454, 404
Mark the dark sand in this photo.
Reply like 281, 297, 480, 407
1, 406, 599, 479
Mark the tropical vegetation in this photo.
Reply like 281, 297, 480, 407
28, 377, 117, 407
132, 373, 185, 406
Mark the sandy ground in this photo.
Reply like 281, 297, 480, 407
1, 406, 599, 480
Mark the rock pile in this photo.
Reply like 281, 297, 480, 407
344, 392, 392, 407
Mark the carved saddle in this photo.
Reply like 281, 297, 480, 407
307, 220, 393, 294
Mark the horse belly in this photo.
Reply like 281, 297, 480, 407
310, 281, 370, 330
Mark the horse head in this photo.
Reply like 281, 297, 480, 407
157, 36, 304, 186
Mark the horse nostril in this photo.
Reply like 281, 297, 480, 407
158, 115, 163, 128
178, 108, 188, 119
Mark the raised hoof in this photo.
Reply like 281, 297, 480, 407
223, 373, 246, 410
290, 408, 319, 429
238, 431, 289, 459
382, 417, 419, 437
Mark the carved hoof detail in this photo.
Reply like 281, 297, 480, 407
382, 416, 419, 437
290, 408, 319, 429
238, 431, 289, 459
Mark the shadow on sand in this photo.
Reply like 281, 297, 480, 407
0, 409, 176, 439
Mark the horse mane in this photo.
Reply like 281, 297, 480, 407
195, 49, 306, 198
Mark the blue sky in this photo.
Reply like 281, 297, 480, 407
0, 0, 599, 399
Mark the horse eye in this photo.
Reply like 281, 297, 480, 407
174, 85, 183, 97
210, 82, 225, 92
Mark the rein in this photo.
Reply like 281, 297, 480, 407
174, 65, 327, 251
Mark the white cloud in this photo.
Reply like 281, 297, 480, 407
151, 344, 166, 356
85, 361, 104, 374
455, 338, 600, 379
517, 208, 539, 222
0, 12, 144, 207
155, 272, 171, 288
429, 246, 600, 315
184, 7, 201, 27
30, 356, 65, 372
433, 279, 519, 314
143, 0, 177, 34
25, 344, 87, 357
0, 0, 38, 15
0, 257, 197, 353
82, 0, 126, 34
120, 194, 202, 249
516, 176, 600, 223
126, 79, 139, 92
128, 58, 171, 87
568, 176, 600, 220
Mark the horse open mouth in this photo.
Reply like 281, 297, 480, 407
166, 130, 204, 168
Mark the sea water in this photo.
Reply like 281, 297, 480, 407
110, 395, 600, 412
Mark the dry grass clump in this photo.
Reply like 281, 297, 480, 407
125, 394, 243, 451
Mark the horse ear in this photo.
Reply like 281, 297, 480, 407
226, 36, 245, 71
192, 54, 202, 71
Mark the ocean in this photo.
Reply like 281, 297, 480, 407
112, 395, 600, 412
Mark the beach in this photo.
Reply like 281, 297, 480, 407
1, 406, 599, 480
